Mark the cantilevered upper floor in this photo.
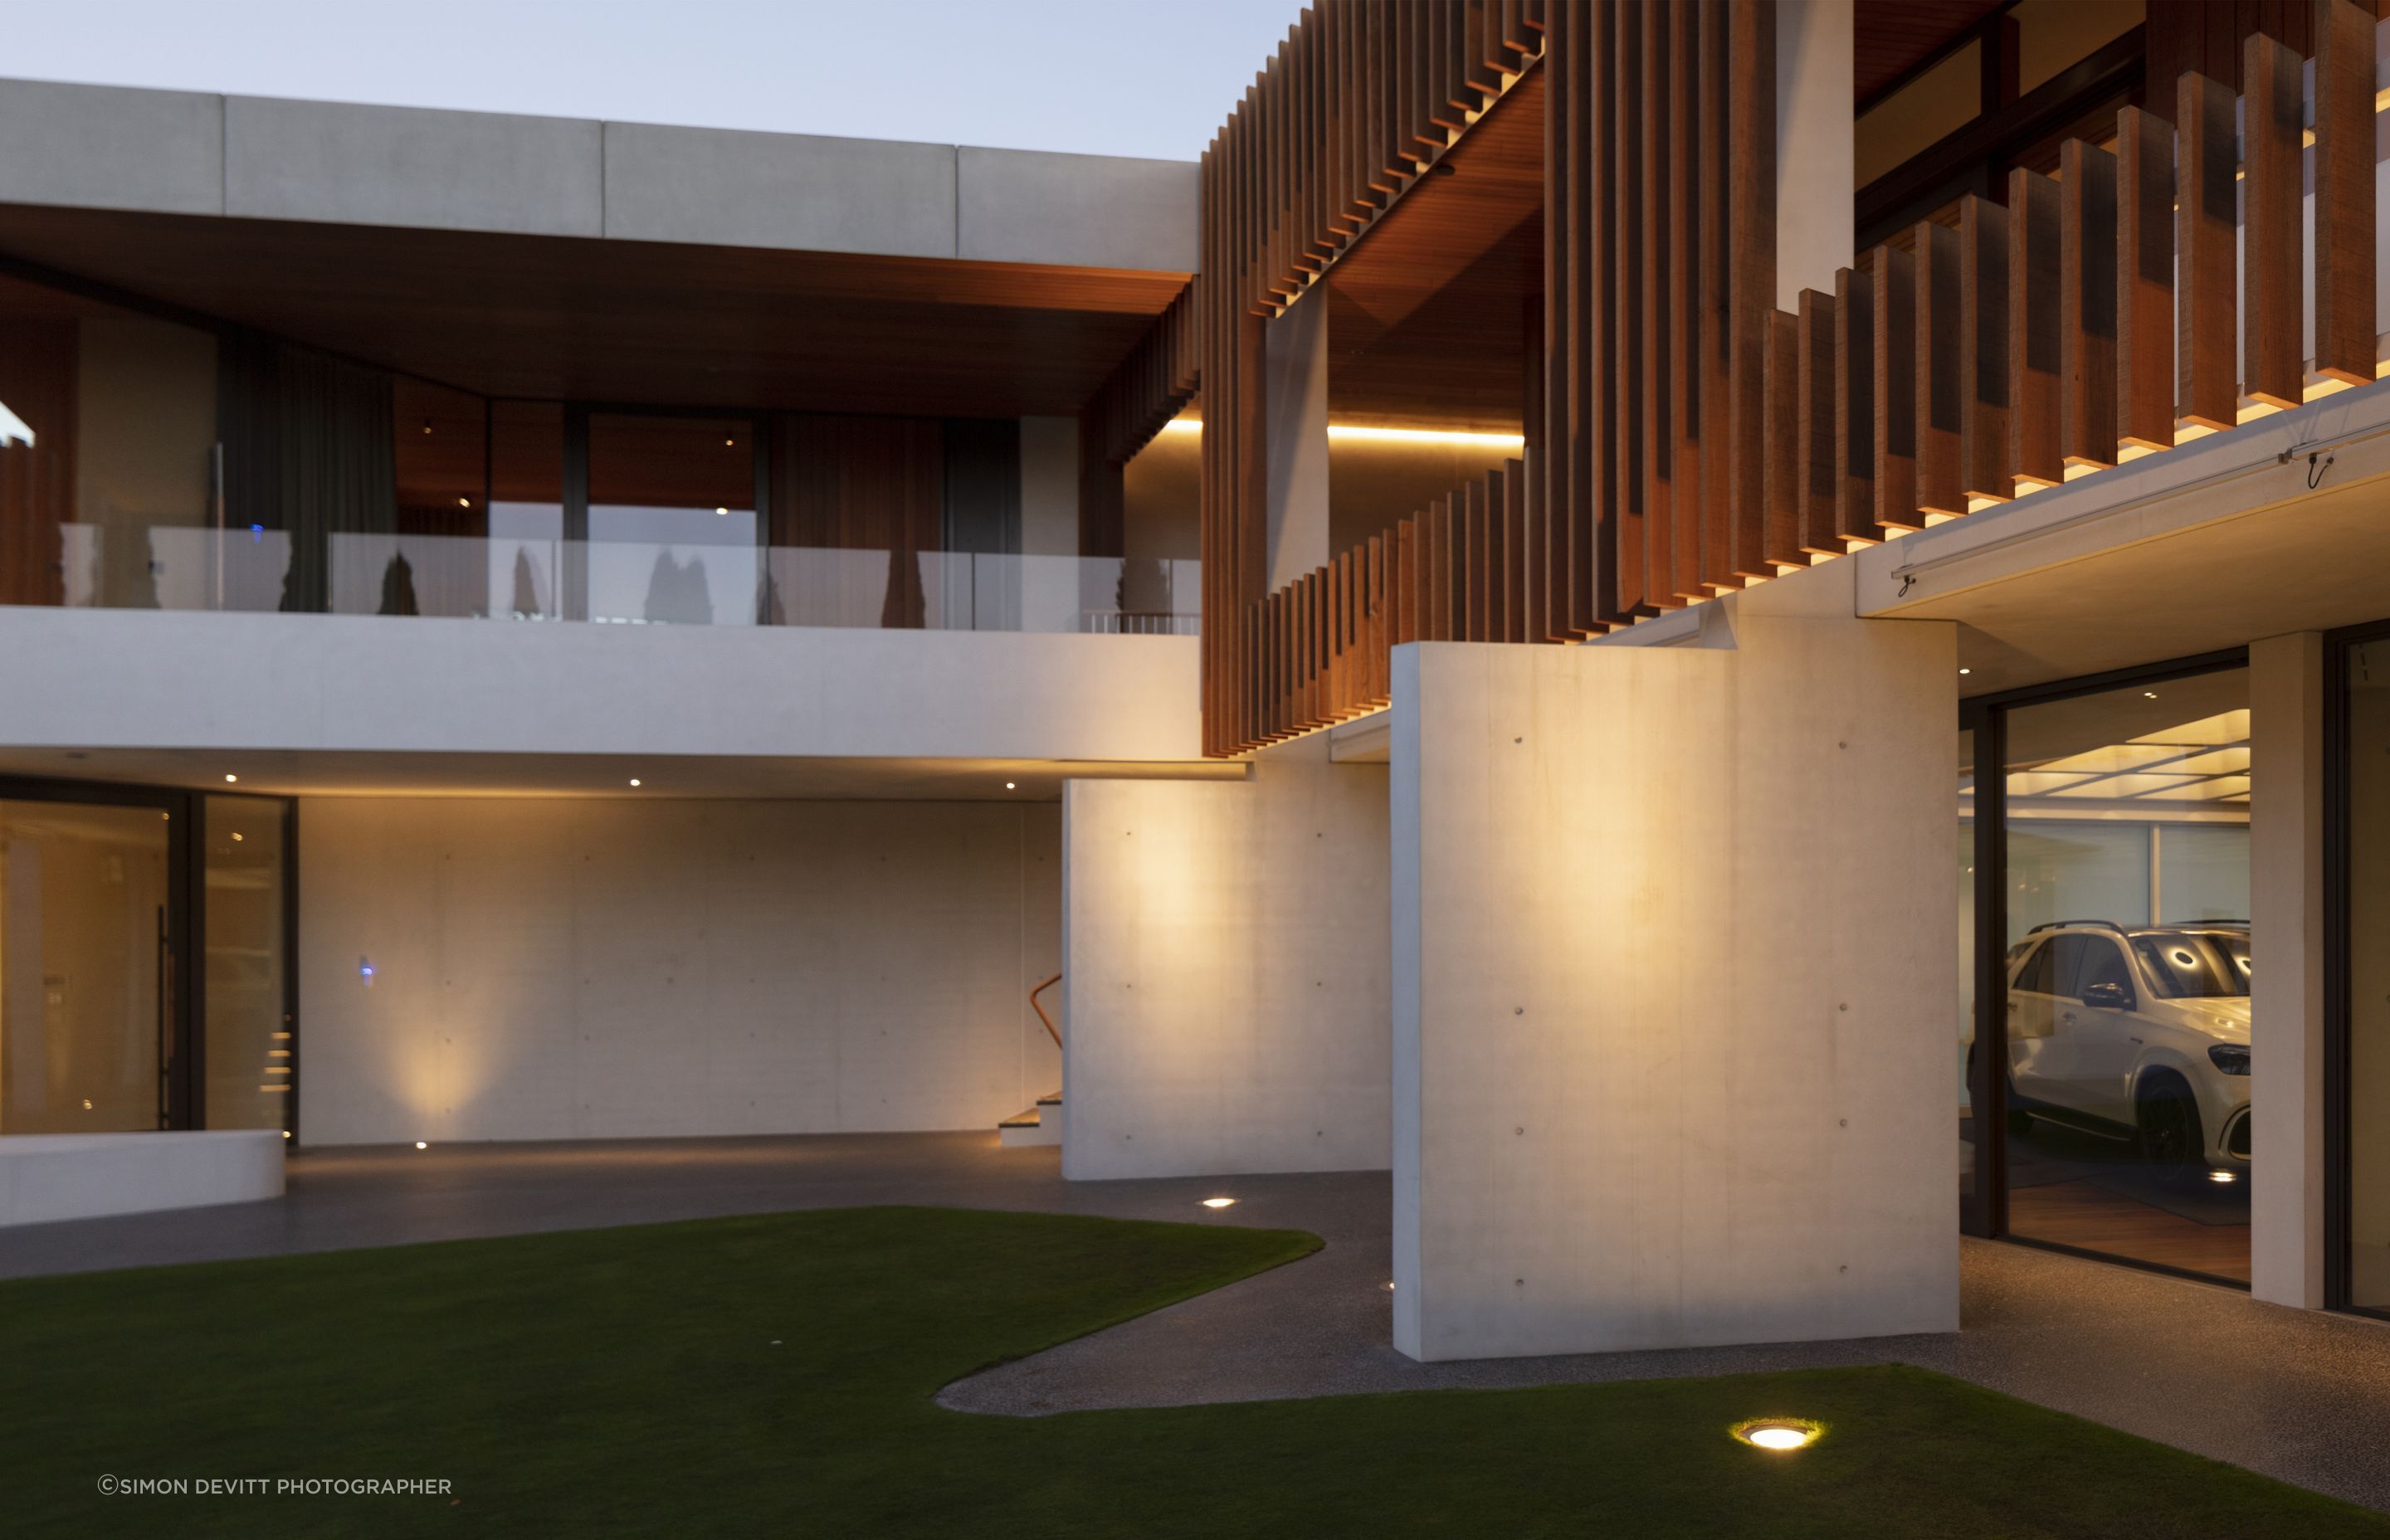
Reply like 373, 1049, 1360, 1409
0, 77, 1212, 777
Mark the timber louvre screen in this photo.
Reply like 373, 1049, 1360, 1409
1193, 0, 2378, 757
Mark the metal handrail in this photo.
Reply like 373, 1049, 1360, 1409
1029, 972, 1063, 1050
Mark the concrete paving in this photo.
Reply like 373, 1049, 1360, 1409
3, 1133, 2387, 1513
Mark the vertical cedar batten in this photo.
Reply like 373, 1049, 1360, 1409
2314, 0, 2377, 387
1834, 266, 1881, 546
1958, 195, 2012, 509
1640, 0, 1677, 613
1612, 0, 1648, 620
2057, 139, 2119, 473
1725, 0, 1777, 579
2115, 105, 2175, 457
1795, 290, 1837, 557
1697, 0, 1734, 592
1763, 309, 1800, 565
1575, 2, 1612, 632
2174, 71, 2238, 435
2241, 32, 2303, 411
1913, 221, 1963, 522
1874, 242, 1920, 532
2007, 168, 2062, 495
1667, 0, 1705, 602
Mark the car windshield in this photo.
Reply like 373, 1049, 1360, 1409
2130, 932, 2251, 999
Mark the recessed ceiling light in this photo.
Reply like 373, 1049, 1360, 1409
1958, 667, 1972, 675
456, 496, 471, 508
224, 773, 238, 782
1201, 1196, 1236, 1209
414, 1141, 428, 1151
232, 832, 244, 842
724, 438, 735, 447
2144, 691, 2158, 699
628, 777, 642, 787
1733, 1420, 1821, 1451
1005, 781, 1017, 790
715, 506, 728, 515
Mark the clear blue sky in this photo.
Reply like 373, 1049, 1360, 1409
2, 0, 1307, 163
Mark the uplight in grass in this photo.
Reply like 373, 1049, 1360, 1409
1732, 1419, 1822, 1452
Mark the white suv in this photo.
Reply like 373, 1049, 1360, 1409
1995, 921, 2251, 1182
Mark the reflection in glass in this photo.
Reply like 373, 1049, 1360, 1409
588, 412, 759, 626
0, 800, 171, 1133
204, 798, 288, 1131
1999, 667, 2252, 1282
1959, 724, 1977, 1215
2349, 639, 2390, 1308
0, 271, 217, 609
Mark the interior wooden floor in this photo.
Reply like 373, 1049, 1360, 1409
2006, 1181, 2251, 1284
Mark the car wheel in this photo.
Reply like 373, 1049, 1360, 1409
2136, 1075, 2205, 1187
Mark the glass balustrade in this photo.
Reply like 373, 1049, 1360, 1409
36, 524, 1199, 636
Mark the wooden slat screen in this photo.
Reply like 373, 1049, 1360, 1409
1196, 0, 2383, 755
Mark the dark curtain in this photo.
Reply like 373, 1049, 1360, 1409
220, 338, 398, 613
770, 415, 944, 628
276, 348, 396, 612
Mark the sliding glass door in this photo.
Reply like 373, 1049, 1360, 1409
0, 788, 184, 1132
0, 779, 295, 1138
1963, 656, 2254, 1285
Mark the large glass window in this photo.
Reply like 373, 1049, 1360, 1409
1994, 666, 2252, 1283
2345, 635, 2390, 1310
203, 797, 290, 1132
0, 272, 219, 610
0, 798, 174, 1132
586, 412, 760, 626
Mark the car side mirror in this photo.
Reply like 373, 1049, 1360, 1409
2081, 980, 2132, 1011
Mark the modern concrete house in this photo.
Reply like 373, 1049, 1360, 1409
4, 0, 2390, 1365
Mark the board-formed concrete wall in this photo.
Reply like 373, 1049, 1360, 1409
1061, 737, 1391, 1179
297, 797, 1060, 1145
1392, 570, 1959, 1360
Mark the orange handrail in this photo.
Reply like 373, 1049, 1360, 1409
1030, 972, 1063, 1050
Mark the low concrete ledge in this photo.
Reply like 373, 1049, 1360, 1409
0, 1131, 284, 1227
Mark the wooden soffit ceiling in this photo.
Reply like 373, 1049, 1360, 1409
0, 203, 1189, 419
1856, 0, 2011, 105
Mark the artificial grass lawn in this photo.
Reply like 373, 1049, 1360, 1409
4, 1208, 2382, 1538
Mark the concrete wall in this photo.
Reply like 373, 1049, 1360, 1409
297, 797, 1061, 1145
2251, 632, 2329, 1309
0, 78, 1199, 272
1392, 568, 1959, 1360
1061, 736, 1391, 1179
0, 608, 1201, 763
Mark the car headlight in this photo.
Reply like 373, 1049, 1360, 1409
2207, 1045, 2250, 1077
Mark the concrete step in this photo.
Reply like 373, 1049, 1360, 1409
997, 1093, 1063, 1148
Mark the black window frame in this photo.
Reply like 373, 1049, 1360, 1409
1961, 646, 2250, 1292
0, 773, 299, 1142
2325, 616, 2390, 1319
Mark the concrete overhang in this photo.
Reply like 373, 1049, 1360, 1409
1855, 381, 2390, 695
0, 77, 1197, 270
0, 747, 1244, 802
0, 77, 1196, 417
0, 607, 1222, 791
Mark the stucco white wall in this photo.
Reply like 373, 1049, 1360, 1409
296, 797, 1060, 1145
1061, 736, 1391, 1179
1392, 568, 1959, 1361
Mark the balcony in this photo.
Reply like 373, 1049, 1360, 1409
41, 524, 1199, 636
